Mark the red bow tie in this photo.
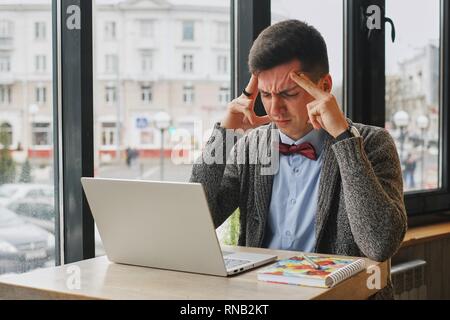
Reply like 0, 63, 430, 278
278, 141, 317, 160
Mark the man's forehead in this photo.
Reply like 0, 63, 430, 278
257, 75, 299, 92
257, 60, 304, 92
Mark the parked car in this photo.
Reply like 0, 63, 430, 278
0, 207, 55, 274
6, 199, 105, 257
7, 199, 55, 233
0, 183, 54, 207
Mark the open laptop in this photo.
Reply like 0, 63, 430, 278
80, 177, 277, 276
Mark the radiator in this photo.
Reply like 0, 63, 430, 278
391, 260, 427, 300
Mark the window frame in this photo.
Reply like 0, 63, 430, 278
345, 0, 450, 217
53, 0, 95, 265
0, 85, 11, 105
35, 21, 46, 40
141, 84, 153, 103
182, 20, 195, 41
182, 54, 194, 73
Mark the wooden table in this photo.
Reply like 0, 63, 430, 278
0, 246, 387, 300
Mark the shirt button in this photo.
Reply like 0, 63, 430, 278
285, 231, 291, 236
290, 198, 296, 205
293, 167, 300, 174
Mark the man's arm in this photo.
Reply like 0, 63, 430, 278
190, 124, 242, 228
332, 129, 407, 262
190, 74, 269, 228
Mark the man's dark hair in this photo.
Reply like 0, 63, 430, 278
248, 20, 329, 81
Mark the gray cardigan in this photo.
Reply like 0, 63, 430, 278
190, 119, 407, 299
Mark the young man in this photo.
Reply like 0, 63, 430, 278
190, 20, 407, 299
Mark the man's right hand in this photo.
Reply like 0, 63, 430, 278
221, 74, 271, 130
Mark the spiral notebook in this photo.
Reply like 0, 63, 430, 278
257, 255, 366, 288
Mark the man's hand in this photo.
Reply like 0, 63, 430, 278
290, 72, 349, 138
221, 74, 271, 130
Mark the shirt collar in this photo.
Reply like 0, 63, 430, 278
278, 128, 327, 156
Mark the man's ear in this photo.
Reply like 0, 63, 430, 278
320, 74, 333, 93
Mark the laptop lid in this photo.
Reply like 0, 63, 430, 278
81, 177, 228, 276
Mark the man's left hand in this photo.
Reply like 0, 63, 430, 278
290, 72, 349, 138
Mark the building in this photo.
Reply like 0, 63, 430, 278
0, 0, 231, 166
386, 42, 439, 142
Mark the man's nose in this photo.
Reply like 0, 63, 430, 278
270, 95, 285, 116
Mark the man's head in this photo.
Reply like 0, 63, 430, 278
248, 20, 332, 140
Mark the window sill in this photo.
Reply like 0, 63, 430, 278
402, 218, 450, 248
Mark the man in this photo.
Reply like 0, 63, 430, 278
190, 20, 407, 298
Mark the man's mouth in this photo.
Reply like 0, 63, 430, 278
274, 119, 291, 123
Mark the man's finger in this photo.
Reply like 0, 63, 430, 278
310, 115, 322, 129
254, 115, 271, 126
244, 74, 259, 98
290, 72, 326, 99
242, 109, 255, 125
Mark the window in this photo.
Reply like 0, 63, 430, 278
93, 1, 231, 254
104, 21, 116, 40
218, 86, 230, 105
141, 50, 153, 72
141, 85, 153, 103
0, 122, 12, 146
182, 21, 194, 41
0, 1, 55, 276
0, 86, 11, 105
101, 122, 117, 146
217, 55, 228, 74
385, 0, 440, 192
271, 0, 344, 107
182, 54, 194, 73
216, 21, 228, 43
31, 122, 51, 146
105, 54, 118, 74
35, 86, 47, 104
34, 22, 46, 40
140, 19, 154, 38
35, 55, 47, 72
0, 54, 10, 72
182, 85, 195, 105
105, 85, 117, 104
0, 20, 13, 38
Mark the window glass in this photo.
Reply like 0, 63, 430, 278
0, 1, 56, 275
385, 0, 440, 192
93, 0, 231, 254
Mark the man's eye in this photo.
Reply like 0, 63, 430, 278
282, 93, 299, 98
262, 93, 271, 98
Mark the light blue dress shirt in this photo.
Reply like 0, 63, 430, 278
262, 128, 327, 253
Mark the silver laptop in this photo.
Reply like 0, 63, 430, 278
80, 177, 277, 276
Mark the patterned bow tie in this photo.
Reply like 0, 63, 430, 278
278, 141, 317, 160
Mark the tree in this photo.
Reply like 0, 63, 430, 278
19, 158, 33, 183
223, 209, 240, 246
0, 131, 16, 184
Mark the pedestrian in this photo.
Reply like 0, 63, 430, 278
403, 153, 417, 188
126, 147, 132, 167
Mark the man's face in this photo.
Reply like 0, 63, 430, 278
257, 59, 324, 140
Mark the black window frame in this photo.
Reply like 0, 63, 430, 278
53, 0, 95, 265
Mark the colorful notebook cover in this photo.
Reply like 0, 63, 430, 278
257, 255, 366, 288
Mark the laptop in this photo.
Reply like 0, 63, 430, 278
80, 177, 277, 276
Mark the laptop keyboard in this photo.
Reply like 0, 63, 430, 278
224, 258, 251, 269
